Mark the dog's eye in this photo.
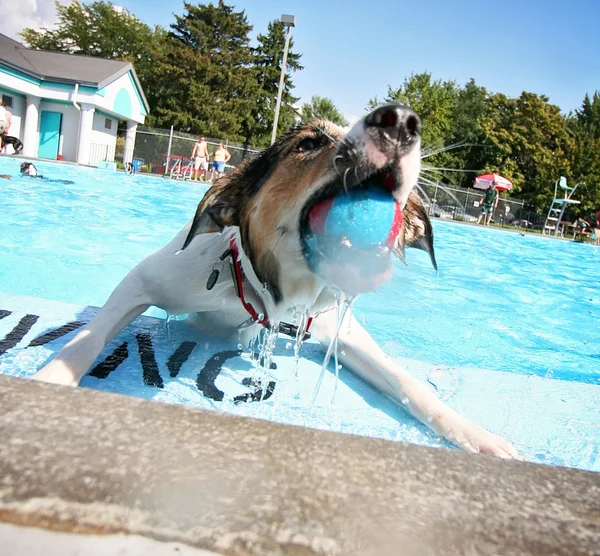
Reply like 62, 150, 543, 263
296, 137, 318, 152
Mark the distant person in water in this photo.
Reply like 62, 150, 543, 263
207, 143, 231, 182
20, 162, 74, 184
476, 185, 499, 226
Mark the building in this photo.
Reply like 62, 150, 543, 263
0, 34, 149, 165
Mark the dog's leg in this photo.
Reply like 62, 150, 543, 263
31, 272, 151, 386
310, 310, 520, 458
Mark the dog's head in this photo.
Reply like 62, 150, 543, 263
20, 162, 37, 177
181, 104, 436, 310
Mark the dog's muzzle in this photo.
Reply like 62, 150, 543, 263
299, 104, 422, 296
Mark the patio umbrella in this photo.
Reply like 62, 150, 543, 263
474, 173, 513, 191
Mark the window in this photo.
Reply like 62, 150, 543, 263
2, 94, 13, 108
104, 117, 112, 130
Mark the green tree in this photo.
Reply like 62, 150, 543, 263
482, 91, 572, 207
148, 1, 259, 141
301, 96, 348, 126
567, 92, 600, 215
444, 79, 490, 188
20, 0, 163, 96
248, 20, 303, 146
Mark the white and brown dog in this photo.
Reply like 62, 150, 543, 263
33, 104, 518, 458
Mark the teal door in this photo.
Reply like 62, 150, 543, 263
38, 111, 62, 159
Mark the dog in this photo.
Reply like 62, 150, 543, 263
32, 104, 519, 458
2, 135, 23, 155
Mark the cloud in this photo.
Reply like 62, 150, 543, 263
0, 0, 71, 41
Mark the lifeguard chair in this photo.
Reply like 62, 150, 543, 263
542, 177, 581, 236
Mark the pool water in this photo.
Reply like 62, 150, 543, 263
0, 157, 598, 470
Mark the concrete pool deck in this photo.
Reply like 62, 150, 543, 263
1, 374, 599, 555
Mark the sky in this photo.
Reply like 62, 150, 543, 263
3, 0, 599, 124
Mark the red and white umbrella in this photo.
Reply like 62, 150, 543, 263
474, 173, 513, 191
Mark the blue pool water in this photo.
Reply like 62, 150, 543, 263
0, 157, 599, 470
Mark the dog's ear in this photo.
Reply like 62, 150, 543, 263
397, 191, 438, 270
180, 178, 241, 250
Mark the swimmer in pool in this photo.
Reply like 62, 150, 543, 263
20, 162, 74, 184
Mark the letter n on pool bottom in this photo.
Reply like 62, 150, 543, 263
88, 335, 198, 388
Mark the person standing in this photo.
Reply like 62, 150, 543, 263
191, 136, 209, 181
0, 102, 11, 151
207, 143, 231, 182
476, 185, 499, 226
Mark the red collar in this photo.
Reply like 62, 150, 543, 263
228, 237, 313, 336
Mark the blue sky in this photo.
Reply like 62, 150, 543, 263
11, 0, 600, 123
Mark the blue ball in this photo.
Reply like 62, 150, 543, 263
309, 187, 401, 250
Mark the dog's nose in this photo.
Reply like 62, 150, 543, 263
365, 104, 421, 144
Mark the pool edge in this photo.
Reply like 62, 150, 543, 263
1, 374, 598, 555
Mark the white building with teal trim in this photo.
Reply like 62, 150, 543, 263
0, 34, 149, 165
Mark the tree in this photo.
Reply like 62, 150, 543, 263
20, 1, 164, 96
147, 1, 260, 141
481, 92, 572, 207
567, 92, 600, 215
301, 96, 348, 126
248, 20, 303, 146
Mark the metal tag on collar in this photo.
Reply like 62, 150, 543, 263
279, 322, 312, 341
207, 248, 233, 291
237, 317, 258, 330
206, 268, 219, 290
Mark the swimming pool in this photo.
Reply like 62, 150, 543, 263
0, 157, 598, 471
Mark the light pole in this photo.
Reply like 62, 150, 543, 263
270, 14, 296, 145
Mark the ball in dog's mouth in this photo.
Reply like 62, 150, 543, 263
301, 170, 403, 296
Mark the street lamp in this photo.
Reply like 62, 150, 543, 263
270, 14, 296, 145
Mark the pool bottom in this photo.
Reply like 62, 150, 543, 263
0, 291, 597, 472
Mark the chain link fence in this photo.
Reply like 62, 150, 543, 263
416, 182, 548, 231
111, 125, 564, 233
115, 125, 261, 177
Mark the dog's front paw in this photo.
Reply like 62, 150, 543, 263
444, 418, 521, 459
30, 362, 81, 387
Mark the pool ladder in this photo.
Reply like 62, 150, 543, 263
169, 159, 194, 181
542, 177, 581, 236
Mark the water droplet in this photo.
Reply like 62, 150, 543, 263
237, 343, 243, 350
204, 342, 210, 350
340, 350, 345, 356
337, 364, 342, 370
262, 283, 268, 293
285, 342, 292, 349
401, 397, 409, 405
214, 356, 219, 361
257, 313, 264, 321
427, 416, 433, 423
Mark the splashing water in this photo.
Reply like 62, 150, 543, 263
251, 323, 280, 400
293, 309, 311, 379
311, 295, 355, 408
165, 313, 175, 341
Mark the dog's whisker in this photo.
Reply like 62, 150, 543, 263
422, 165, 482, 174
343, 167, 351, 195
333, 155, 344, 178
420, 140, 473, 159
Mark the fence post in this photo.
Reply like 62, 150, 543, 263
165, 125, 174, 177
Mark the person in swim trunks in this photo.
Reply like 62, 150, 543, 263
207, 143, 231, 182
476, 185, 499, 226
191, 137, 210, 181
